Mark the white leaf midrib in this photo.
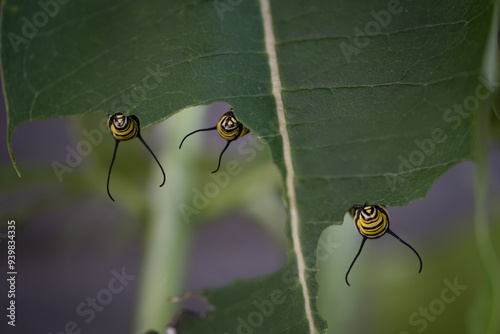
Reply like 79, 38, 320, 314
258, 0, 316, 333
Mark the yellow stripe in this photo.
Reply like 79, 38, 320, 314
354, 205, 389, 239
109, 114, 139, 141
217, 111, 249, 141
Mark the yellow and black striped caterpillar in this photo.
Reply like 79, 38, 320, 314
107, 113, 165, 201
179, 108, 249, 173
345, 204, 422, 286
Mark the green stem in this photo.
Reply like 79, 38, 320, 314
133, 109, 205, 333
473, 103, 500, 334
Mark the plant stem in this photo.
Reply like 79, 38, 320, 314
473, 102, 500, 334
133, 109, 205, 333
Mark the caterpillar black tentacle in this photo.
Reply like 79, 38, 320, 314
179, 108, 249, 173
212, 140, 231, 174
386, 229, 422, 273
107, 113, 165, 201
345, 237, 367, 287
107, 140, 120, 202
178, 126, 217, 149
136, 134, 166, 187
345, 204, 422, 286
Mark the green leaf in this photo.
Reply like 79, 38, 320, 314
2, 0, 499, 333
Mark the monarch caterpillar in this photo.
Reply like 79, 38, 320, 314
107, 113, 165, 201
345, 204, 422, 286
179, 108, 249, 173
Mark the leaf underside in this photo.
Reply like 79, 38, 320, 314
1, 0, 497, 333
